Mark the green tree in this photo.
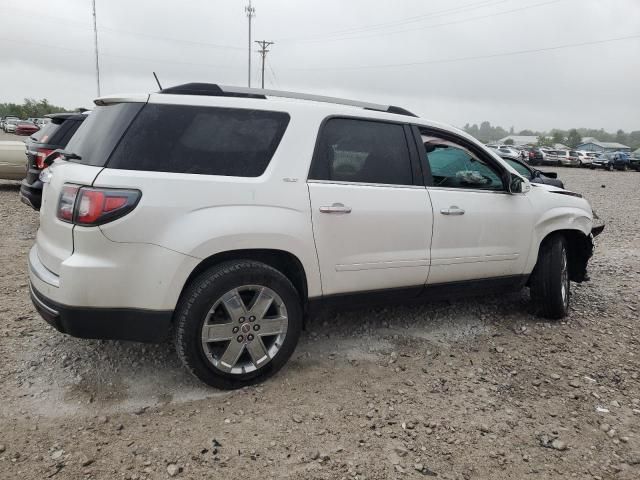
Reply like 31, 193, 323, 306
550, 130, 566, 146
615, 129, 628, 146
567, 129, 582, 149
537, 135, 553, 147
0, 98, 72, 118
504, 138, 515, 145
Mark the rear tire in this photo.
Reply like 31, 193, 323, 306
529, 234, 570, 320
174, 260, 303, 389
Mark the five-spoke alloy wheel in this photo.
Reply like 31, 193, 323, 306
174, 261, 302, 389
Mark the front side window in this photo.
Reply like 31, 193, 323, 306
309, 118, 413, 186
421, 134, 504, 191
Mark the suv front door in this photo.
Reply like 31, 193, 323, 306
308, 118, 433, 296
416, 128, 534, 285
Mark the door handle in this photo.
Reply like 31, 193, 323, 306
440, 206, 465, 216
319, 203, 352, 214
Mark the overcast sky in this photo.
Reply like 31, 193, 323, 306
0, 0, 639, 131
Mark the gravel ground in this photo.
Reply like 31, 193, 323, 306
0, 167, 639, 480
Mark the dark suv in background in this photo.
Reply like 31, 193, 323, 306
20, 112, 88, 210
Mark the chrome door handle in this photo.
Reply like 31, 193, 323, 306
319, 203, 352, 214
440, 206, 465, 216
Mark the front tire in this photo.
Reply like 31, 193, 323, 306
174, 260, 303, 389
529, 234, 570, 320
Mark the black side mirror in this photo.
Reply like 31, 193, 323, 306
541, 171, 558, 179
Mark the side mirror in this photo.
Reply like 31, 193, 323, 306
508, 173, 530, 194
541, 171, 558, 179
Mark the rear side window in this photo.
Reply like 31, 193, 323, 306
65, 103, 145, 166
309, 118, 413, 185
34, 120, 62, 144
57, 120, 83, 146
108, 104, 290, 177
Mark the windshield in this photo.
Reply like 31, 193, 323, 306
505, 159, 532, 178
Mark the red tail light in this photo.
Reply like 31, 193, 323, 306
57, 184, 141, 226
35, 148, 55, 169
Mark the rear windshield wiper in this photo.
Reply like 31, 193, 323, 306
59, 150, 82, 161
44, 149, 82, 166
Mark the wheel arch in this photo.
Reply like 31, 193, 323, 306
533, 229, 593, 283
179, 249, 309, 306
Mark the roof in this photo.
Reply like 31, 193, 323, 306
498, 135, 538, 145
577, 139, 630, 149
95, 83, 418, 117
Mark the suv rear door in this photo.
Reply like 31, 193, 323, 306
36, 102, 144, 274
307, 117, 432, 296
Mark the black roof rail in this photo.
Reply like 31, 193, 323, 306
158, 83, 418, 117
160, 83, 266, 99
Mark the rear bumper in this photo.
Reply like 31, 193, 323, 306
30, 283, 172, 343
20, 178, 42, 210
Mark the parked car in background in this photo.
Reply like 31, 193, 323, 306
35, 118, 51, 128
497, 146, 521, 159
1, 116, 19, 131
3, 118, 20, 133
591, 152, 630, 171
0, 141, 28, 180
20, 112, 88, 210
574, 151, 593, 167
527, 147, 544, 165
28, 83, 599, 388
14, 121, 40, 136
555, 150, 580, 167
496, 154, 565, 188
539, 148, 559, 166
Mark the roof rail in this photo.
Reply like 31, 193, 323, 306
159, 83, 417, 117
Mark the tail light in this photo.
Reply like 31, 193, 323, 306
35, 148, 55, 169
56, 184, 141, 226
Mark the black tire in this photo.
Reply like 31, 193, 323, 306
607, 164, 614, 171
174, 260, 302, 389
529, 234, 570, 320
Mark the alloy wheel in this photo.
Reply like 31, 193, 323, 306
200, 285, 288, 375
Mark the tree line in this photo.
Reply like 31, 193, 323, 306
463, 121, 640, 150
0, 98, 76, 119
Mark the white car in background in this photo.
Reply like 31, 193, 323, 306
574, 151, 593, 167
3, 118, 20, 133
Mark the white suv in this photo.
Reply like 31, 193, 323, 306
29, 83, 600, 389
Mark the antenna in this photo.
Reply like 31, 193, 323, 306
153, 72, 163, 90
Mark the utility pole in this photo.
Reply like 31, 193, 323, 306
91, 0, 101, 97
255, 40, 274, 89
245, 1, 256, 88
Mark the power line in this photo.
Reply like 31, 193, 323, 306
99, 26, 245, 51
280, 34, 640, 71
0, 6, 243, 51
0, 36, 243, 70
280, 0, 564, 45
276, 0, 512, 43
255, 40, 275, 89
266, 57, 280, 89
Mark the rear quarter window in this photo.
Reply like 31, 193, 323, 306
107, 104, 290, 177
65, 104, 145, 166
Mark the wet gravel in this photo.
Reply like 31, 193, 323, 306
0, 166, 639, 479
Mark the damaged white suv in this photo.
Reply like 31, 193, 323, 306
29, 83, 601, 389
